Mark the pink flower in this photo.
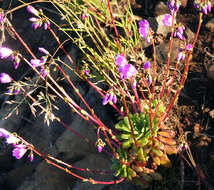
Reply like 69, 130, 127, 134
132, 79, 137, 89
120, 64, 137, 79
0, 47, 13, 59
96, 138, 105, 153
38, 47, 49, 55
81, 13, 88, 20
0, 12, 4, 24
186, 44, 192, 51
207, 1, 211, 12
84, 69, 90, 76
139, 20, 150, 43
177, 49, 185, 61
11, 55, 21, 69
0, 128, 20, 145
29, 17, 39, 22
97, 145, 103, 152
44, 20, 50, 30
102, 93, 117, 105
0, 128, 10, 138
115, 54, 127, 67
39, 66, 48, 77
139, 19, 149, 28
139, 27, 149, 39
30, 59, 44, 67
174, 25, 185, 40
143, 61, 151, 70
28, 152, 34, 162
6, 135, 20, 145
0, 73, 13, 83
27, 5, 39, 17
162, 14, 173, 26
147, 76, 152, 85
12, 144, 27, 159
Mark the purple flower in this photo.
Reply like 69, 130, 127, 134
167, 0, 181, 14
120, 64, 137, 79
194, 0, 212, 14
115, 54, 127, 67
0, 128, 20, 144
29, 17, 43, 30
207, 1, 211, 12
139, 27, 149, 39
112, 95, 117, 104
102, 93, 110, 105
177, 49, 185, 61
147, 76, 152, 85
39, 66, 47, 77
32, 21, 40, 30
27, 5, 40, 17
102, 92, 117, 105
0, 12, 4, 24
29, 17, 39, 22
0, 128, 10, 138
14, 60, 20, 69
7, 88, 20, 95
0, 47, 13, 59
139, 19, 149, 28
174, 25, 185, 40
30, 59, 44, 67
12, 144, 27, 159
143, 61, 151, 70
194, 3, 200, 9
202, 5, 208, 14
167, 0, 175, 10
139, 20, 150, 41
44, 20, 50, 30
186, 44, 192, 51
162, 14, 172, 26
84, 69, 90, 76
132, 79, 137, 89
6, 135, 20, 145
14, 88, 20, 95
28, 152, 34, 162
0, 73, 13, 83
10, 55, 21, 69
97, 145, 103, 152
96, 138, 105, 153
30, 58, 47, 77
38, 47, 49, 55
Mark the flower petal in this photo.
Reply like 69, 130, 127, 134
0, 73, 13, 83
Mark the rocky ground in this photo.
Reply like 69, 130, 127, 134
0, 0, 213, 190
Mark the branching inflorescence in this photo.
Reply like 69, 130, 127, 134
0, 0, 212, 188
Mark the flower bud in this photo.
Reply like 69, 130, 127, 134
143, 61, 151, 70
0, 47, 13, 59
38, 47, 49, 55
0, 73, 13, 83
27, 5, 40, 16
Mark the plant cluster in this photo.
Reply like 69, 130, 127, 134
0, 0, 212, 188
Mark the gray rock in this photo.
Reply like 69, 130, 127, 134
60, 47, 82, 84
54, 114, 97, 161
19, 161, 75, 190
207, 64, 214, 80
154, 1, 169, 16
206, 18, 214, 32
156, 38, 180, 64
73, 153, 112, 190
184, 27, 195, 42
149, 14, 176, 37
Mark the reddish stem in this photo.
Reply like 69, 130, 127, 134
162, 13, 202, 122
160, 10, 176, 99
107, 0, 122, 51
